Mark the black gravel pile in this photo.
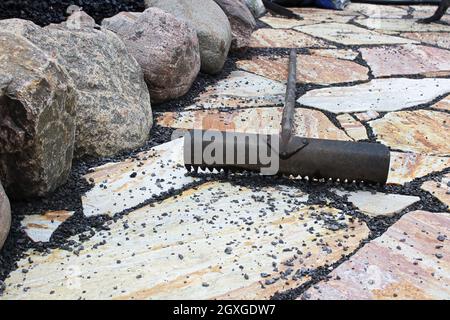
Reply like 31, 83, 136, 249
0, 0, 146, 26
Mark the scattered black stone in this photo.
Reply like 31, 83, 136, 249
0, 0, 146, 27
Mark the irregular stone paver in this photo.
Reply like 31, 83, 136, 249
354, 110, 380, 122
346, 3, 408, 18
401, 32, 450, 50
388, 152, 450, 185
157, 107, 351, 141
294, 23, 418, 46
237, 54, 368, 85
21, 211, 74, 243
250, 28, 329, 48
431, 95, 450, 112
334, 190, 420, 217
421, 173, 450, 208
355, 17, 450, 33
411, 5, 450, 24
2, 182, 370, 300
259, 16, 305, 29
360, 44, 450, 77
308, 48, 359, 60
298, 78, 450, 113
336, 114, 368, 141
187, 70, 286, 109
82, 139, 198, 218
304, 210, 450, 300
290, 7, 358, 17
260, 14, 352, 28
370, 110, 450, 156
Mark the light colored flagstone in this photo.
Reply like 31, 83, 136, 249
346, 3, 408, 18
360, 44, 450, 77
354, 110, 380, 122
333, 190, 420, 217
401, 32, 450, 50
236, 54, 368, 85
411, 5, 450, 23
308, 48, 359, 61
186, 70, 286, 109
294, 23, 418, 46
336, 114, 368, 141
421, 173, 450, 208
304, 210, 450, 300
260, 13, 352, 28
2, 182, 370, 300
290, 7, 358, 17
156, 107, 351, 141
82, 138, 199, 218
370, 110, 450, 156
388, 152, 450, 185
250, 28, 329, 48
21, 211, 74, 243
355, 17, 450, 32
431, 95, 450, 112
259, 16, 305, 29
298, 78, 450, 113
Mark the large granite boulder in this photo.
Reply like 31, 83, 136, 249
0, 17, 153, 158
145, 0, 232, 75
0, 182, 11, 250
102, 8, 201, 103
0, 31, 77, 199
214, 0, 256, 51
244, 0, 266, 18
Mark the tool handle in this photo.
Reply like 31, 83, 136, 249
280, 49, 297, 150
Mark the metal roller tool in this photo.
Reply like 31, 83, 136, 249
183, 50, 390, 184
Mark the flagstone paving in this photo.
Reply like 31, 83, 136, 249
298, 78, 450, 113
294, 23, 418, 45
421, 173, 450, 208
237, 54, 369, 85
156, 107, 350, 141
186, 71, 286, 109
360, 44, 450, 77
388, 152, 450, 185
21, 211, 74, 243
369, 110, 450, 156
1, 182, 370, 300
2, 3, 450, 301
303, 210, 450, 300
250, 28, 329, 48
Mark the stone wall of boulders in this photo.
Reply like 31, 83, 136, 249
0, 0, 261, 246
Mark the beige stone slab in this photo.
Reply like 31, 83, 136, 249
82, 139, 199, 218
2, 182, 370, 300
370, 110, 450, 156
411, 5, 450, 23
355, 17, 450, 32
304, 210, 450, 300
290, 7, 358, 17
156, 107, 351, 141
294, 23, 418, 46
21, 211, 74, 243
298, 78, 450, 113
354, 110, 380, 122
346, 3, 408, 18
401, 32, 450, 50
360, 44, 450, 77
260, 13, 352, 28
187, 71, 286, 109
250, 28, 329, 48
259, 16, 305, 29
388, 152, 450, 185
237, 54, 368, 85
431, 95, 450, 112
421, 173, 450, 208
308, 48, 359, 61
336, 114, 368, 141
334, 190, 420, 217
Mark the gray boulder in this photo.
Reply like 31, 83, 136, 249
0, 30, 77, 199
0, 17, 153, 158
103, 8, 201, 103
145, 0, 232, 75
244, 0, 266, 18
0, 181, 11, 250
214, 0, 256, 51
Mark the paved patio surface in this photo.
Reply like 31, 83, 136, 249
1, 3, 449, 300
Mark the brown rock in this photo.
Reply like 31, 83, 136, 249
0, 181, 11, 250
103, 8, 201, 103
214, 0, 256, 51
0, 30, 77, 198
